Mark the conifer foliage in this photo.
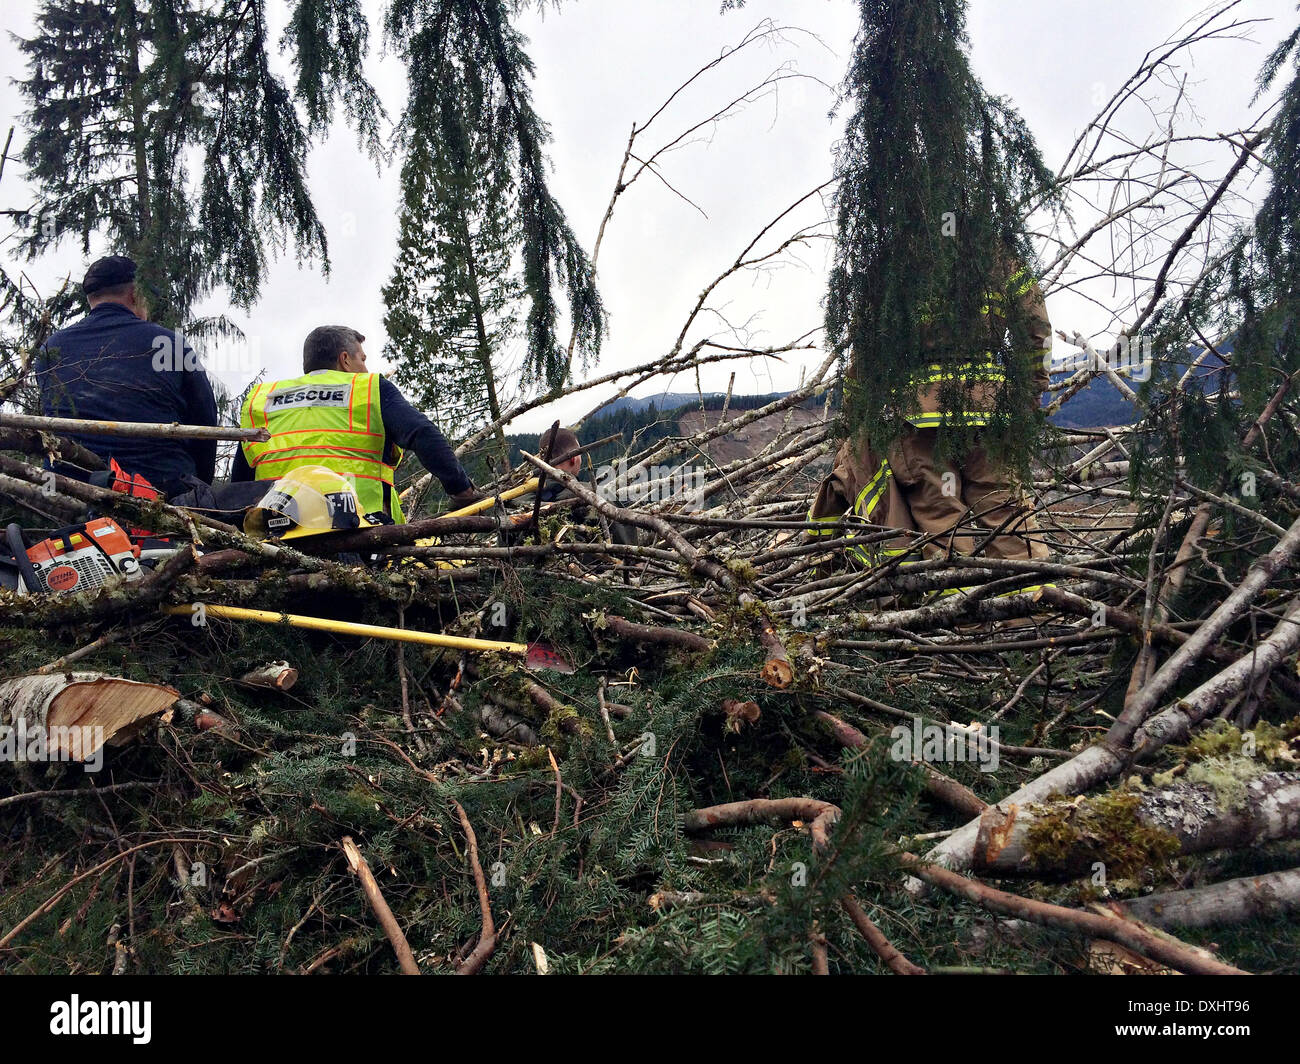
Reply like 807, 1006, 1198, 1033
14, 0, 383, 325
382, 0, 606, 443
1226, 15, 1300, 418
1136, 11, 1300, 503
825, 0, 1054, 466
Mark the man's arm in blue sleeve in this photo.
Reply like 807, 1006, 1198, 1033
377, 378, 473, 495
181, 344, 220, 484
230, 446, 254, 483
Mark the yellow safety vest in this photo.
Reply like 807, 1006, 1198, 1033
240, 370, 406, 523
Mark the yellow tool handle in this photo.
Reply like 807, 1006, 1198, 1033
440, 478, 541, 520
162, 603, 529, 655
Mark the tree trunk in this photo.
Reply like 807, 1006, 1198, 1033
909, 742, 1125, 893
1118, 867, 1300, 929
0, 673, 179, 763
458, 205, 509, 461
972, 772, 1300, 878
120, 0, 151, 256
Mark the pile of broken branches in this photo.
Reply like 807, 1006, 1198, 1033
2, 356, 1299, 975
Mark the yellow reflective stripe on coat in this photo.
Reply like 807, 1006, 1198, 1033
919, 365, 1005, 381
981, 269, 1036, 313
841, 459, 896, 565
919, 355, 1002, 376
905, 411, 995, 428
914, 368, 1006, 387
806, 506, 841, 537
920, 269, 1037, 323
848, 540, 911, 566
915, 348, 1039, 380
992, 582, 1055, 598
931, 584, 974, 598
853, 460, 893, 521
905, 347, 1044, 423
934, 581, 1056, 599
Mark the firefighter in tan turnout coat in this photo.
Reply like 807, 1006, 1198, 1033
810, 264, 1053, 567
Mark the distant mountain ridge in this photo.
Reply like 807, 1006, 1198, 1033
591, 392, 733, 416
476, 349, 1230, 484
589, 378, 1146, 431
586, 342, 1231, 432
1047, 343, 1231, 428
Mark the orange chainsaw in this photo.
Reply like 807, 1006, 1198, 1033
1, 518, 153, 595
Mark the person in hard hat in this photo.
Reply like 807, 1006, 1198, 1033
36, 255, 220, 496
809, 262, 1052, 566
522, 425, 642, 547
232, 325, 481, 523
536, 425, 584, 502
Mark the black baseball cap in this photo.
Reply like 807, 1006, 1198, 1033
82, 255, 137, 295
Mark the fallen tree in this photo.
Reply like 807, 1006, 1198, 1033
0, 673, 178, 764
1119, 868, 1300, 930
971, 772, 1300, 878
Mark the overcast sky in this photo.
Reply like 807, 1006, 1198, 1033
1, 0, 1294, 431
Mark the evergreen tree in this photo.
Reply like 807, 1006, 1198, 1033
1136, 13, 1300, 502
381, 24, 523, 450
13, 0, 383, 327
1230, 17, 1300, 417
381, 0, 605, 446
825, 0, 1054, 468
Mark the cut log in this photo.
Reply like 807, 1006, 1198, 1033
971, 772, 1300, 878
910, 742, 1125, 893
0, 673, 179, 763
0, 427, 106, 472
722, 698, 761, 732
237, 661, 299, 692
525, 682, 581, 735
171, 697, 238, 735
480, 703, 540, 746
740, 593, 794, 688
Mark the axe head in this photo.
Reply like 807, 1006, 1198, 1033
525, 642, 575, 673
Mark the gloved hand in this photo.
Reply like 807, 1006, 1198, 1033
448, 486, 488, 507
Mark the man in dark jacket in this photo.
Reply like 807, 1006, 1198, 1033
36, 255, 219, 496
